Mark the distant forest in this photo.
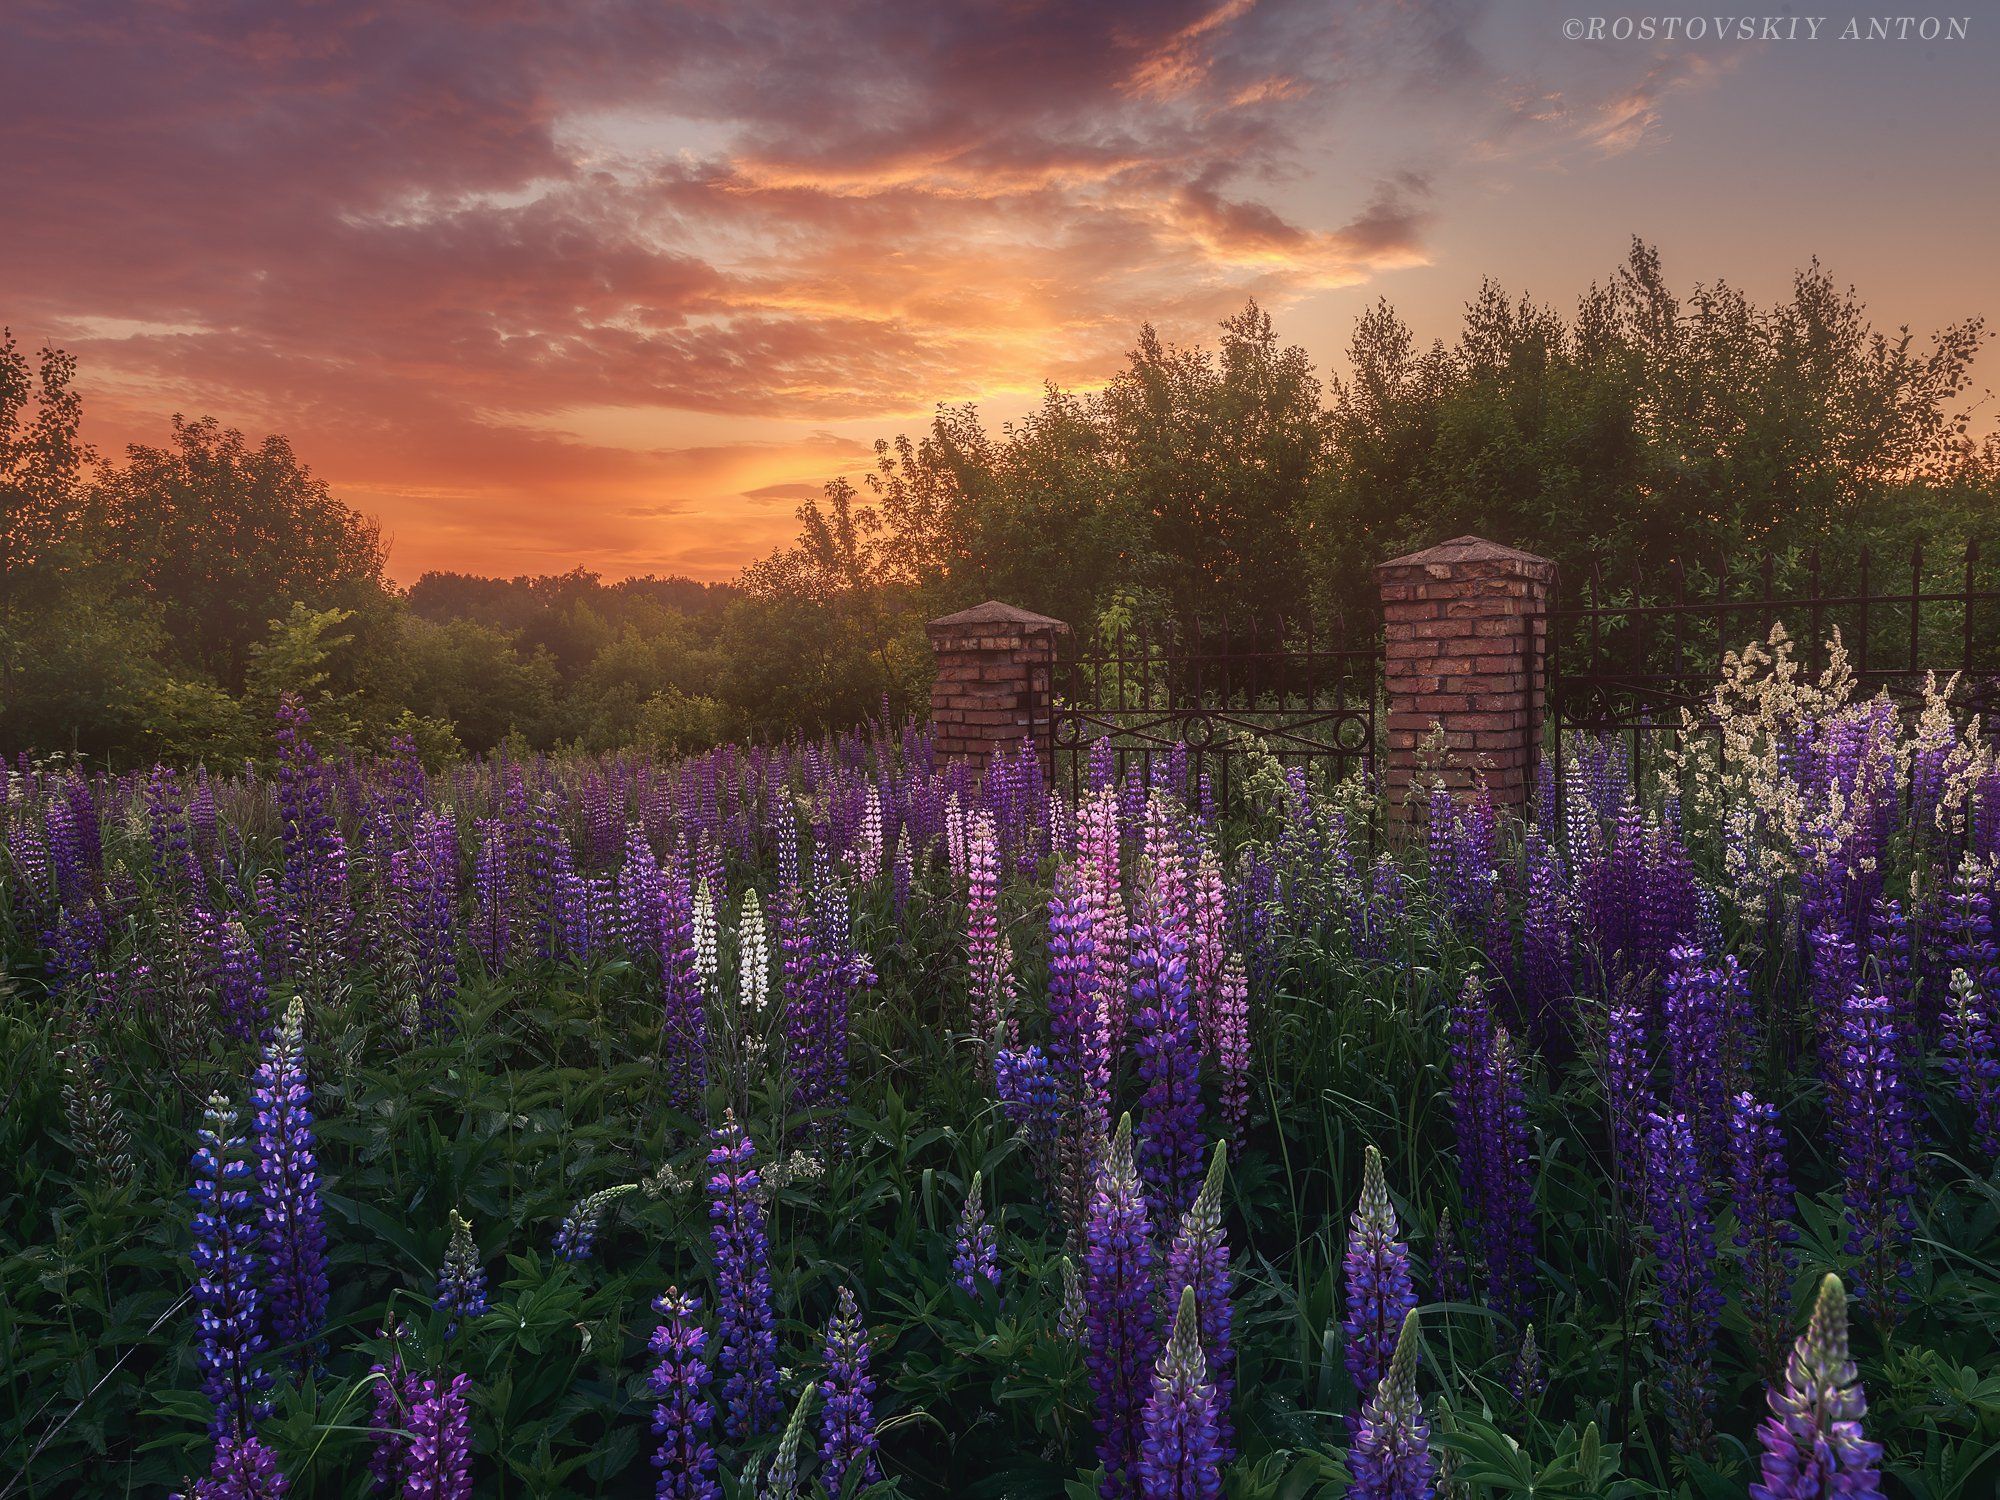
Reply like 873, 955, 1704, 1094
3, 240, 1995, 764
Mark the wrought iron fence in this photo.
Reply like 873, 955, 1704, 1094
1047, 617, 1380, 805
1538, 541, 2000, 786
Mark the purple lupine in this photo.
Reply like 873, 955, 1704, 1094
648, 1287, 720, 1500
251, 999, 328, 1367
953, 1171, 1000, 1297
708, 1115, 780, 1442
1342, 1146, 1416, 1420
366, 1341, 424, 1494
1164, 1143, 1234, 1460
1942, 968, 2000, 1156
1729, 1092, 1800, 1373
1086, 1114, 1161, 1500
435, 1210, 487, 1340
658, 863, 708, 1112
1446, 979, 1538, 1321
994, 1045, 1064, 1189
1833, 992, 1917, 1327
1347, 1310, 1434, 1500
1603, 993, 1650, 1200
1047, 866, 1110, 1230
471, 817, 511, 974
210, 914, 270, 1044
819, 1285, 881, 1491
189, 1430, 292, 1499
405, 1373, 474, 1500
1136, 1288, 1224, 1500
1129, 889, 1205, 1225
189, 1093, 270, 1436
400, 808, 459, 1035
272, 695, 350, 993
1749, 1274, 1884, 1500
1642, 1110, 1723, 1455
1520, 831, 1571, 1028
1662, 943, 1745, 1169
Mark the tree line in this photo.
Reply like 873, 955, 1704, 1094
4, 239, 1994, 764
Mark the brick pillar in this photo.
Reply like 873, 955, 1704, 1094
1378, 536, 1555, 818
926, 601, 1071, 772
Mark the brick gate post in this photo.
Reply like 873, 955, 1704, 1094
926, 601, 1071, 774
1377, 536, 1556, 819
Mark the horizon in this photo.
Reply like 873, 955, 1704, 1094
6, 1, 1994, 586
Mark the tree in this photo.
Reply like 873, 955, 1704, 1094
0, 330, 93, 695
89, 416, 390, 689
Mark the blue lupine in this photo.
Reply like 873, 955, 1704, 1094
189, 1093, 270, 1436
1833, 992, 1917, 1327
819, 1286, 881, 1492
1130, 900, 1204, 1225
1136, 1288, 1224, 1500
1347, 1310, 1434, 1500
1750, 1275, 1884, 1500
250, 998, 327, 1368
1643, 1110, 1723, 1455
554, 1184, 637, 1263
649, 1288, 720, 1500
435, 1210, 487, 1339
953, 1171, 1000, 1297
1086, 1115, 1160, 1500
708, 1115, 780, 1442
1729, 1091, 1800, 1372
1342, 1146, 1416, 1420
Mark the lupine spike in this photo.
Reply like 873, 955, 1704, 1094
1749, 1275, 1884, 1500
436, 1209, 488, 1339
1347, 1309, 1434, 1500
1136, 1287, 1224, 1500
251, 997, 328, 1367
1086, 1114, 1160, 1499
1342, 1145, 1416, 1419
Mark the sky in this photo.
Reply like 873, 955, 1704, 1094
4, 1, 1994, 584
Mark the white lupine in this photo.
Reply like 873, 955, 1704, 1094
737, 888, 770, 1019
692, 878, 719, 991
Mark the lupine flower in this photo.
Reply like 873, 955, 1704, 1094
1507, 1324, 1542, 1405
189, 1430, 292, 1499
692, 879, 719, 993
189, 1092, 270, 1436
1942, 967, 2000, 1156
953, 1171, 1000, 1296
1446, 979, 1538, 1321
1059, 1256, 1088, 1346
1603, 991, 1650, 1199
659, 865, 708, 1111
1430, 1210, 1468, 1307
1342, 1146, 1416, 1417
819, 1286, 881, 1491
554, 1183, 638, 1263
471, 817, 511, 973
1833, 992, 1917, 1326
1165, 1142, 1233, 1460
709, 1115, 781, 1442
1347, 1309, 1434, 1500
1212, 955, 1249, 1156
994, 1045, 1064, 1189
649, 1287, 720, 1500
1130, 889, 1205, 1224
1662, 943, 1746, 1168
966, 810, 1003, 1036
1086, 1115, 1161, 1499
1749, 1275, 1884, 1500
405, 1373, 474, 1500
1136, 1287, 1224, 1500
1047, 866, 1110, 1230
366, 1341, 423, 1494
251, 998, 327, 1368
1642, 1110, 1723, 1455
59, 1042, 134, 1189
435, 1210, 487, 1339
755, 1384, 818, 1500
1729, 1092, 1800, 1372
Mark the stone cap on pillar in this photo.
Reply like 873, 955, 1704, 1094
926, 600, 1072, 643
1377, 535, 1556, 582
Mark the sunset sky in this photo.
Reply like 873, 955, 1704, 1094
5, 2, 1994, 584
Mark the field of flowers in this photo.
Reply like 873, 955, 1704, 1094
5, 631, 2000, 1500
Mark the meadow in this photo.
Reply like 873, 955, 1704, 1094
4, 630, 2000, 1500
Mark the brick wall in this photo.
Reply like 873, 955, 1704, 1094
926, 601, 1070, 771
1377, 536, 1555, 816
